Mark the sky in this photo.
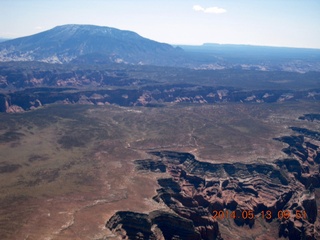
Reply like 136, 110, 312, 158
1, 0, 320, 49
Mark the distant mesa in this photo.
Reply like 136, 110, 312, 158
0, 24, 184, 65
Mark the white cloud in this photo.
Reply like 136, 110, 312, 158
35, 26, 44, 30
193, 5, 205, 12
204, 7, 226, 14
193, 5, 226, 14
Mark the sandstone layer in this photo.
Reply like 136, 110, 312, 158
106, 117, 320, 240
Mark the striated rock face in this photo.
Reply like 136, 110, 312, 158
274, 134, 320, 188
273, 128, 320, 239
106, 119, 319, 239
1, 82, 320, 113
106, 211, 155, 239
106, 210, 210, 240
148, 151, 295, 228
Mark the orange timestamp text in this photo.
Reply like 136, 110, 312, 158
212, 210, 308, 220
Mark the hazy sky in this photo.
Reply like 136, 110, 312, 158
1, 0, 320, 48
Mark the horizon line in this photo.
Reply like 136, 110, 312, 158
1, 24, 320, 51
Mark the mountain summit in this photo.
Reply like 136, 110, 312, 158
0, 24, 184, 65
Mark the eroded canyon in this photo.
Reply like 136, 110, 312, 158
0, 101, 319, 240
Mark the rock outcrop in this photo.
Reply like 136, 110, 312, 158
106, 210, 215, 240
4, 98, 24, 113
1, 82, 320, 113
106, 120, 320, 239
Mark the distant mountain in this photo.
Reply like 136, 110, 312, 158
1, 25, 319, 71
0, 24, 184, 65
